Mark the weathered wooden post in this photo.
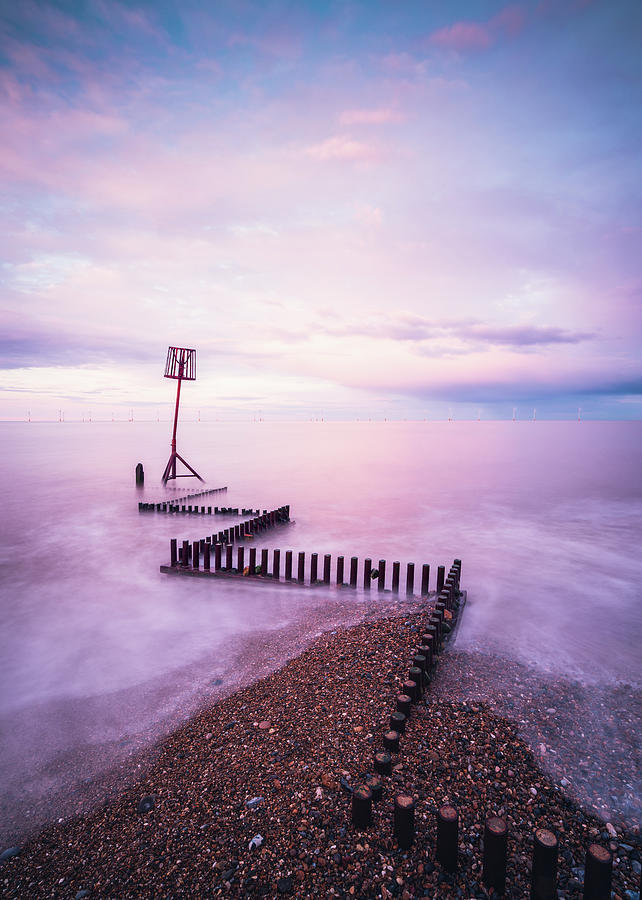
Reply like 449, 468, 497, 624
273, 549, 280, 579
437, 805, 459, 873
396, 694, 412, 716
421, 564, 430, 595
374, 751, 392, 776
298, 551, 305, 583
406, 562, 414, 595
237, 546, 244, 573
394, 795, 415, 850
226, 543, 233, 570
383, 730, 400, 753
531, 828, 558, 900
310, 553, 318, 583
390, 711, 406, 734
583, 845, 612, 900
436, 565, 445, 593
409, 667, 424, 699
285, 550, 293, 580
170, 538, 177, 567
182, 540, 189, 567
351, 785, 373, 829
336, 555, 344, 585
364, 558, 372, 589
392, 561, 400, 592
261, 548, 268, 576
203, 543, 211, 571
350, 557, 358, 587
214, 543, 222, 571
483, 816, 508, 895
323, 554, 331, 584
248, 547, 256, 573
377, 559, 386, 590
135, 462, 144, 485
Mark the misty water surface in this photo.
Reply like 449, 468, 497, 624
1, 420, 640, 840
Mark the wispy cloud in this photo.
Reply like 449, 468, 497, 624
339, 108, 401, 126
428, 4, 527, 51
304, 135, 376, 162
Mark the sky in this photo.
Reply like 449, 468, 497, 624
1, 0, 641, 421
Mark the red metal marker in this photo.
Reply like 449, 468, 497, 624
161, 346, 204, 485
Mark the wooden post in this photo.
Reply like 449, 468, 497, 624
237, 546, 244, 573
403, 678, 419, 702
406, 562, 414, 595
351, 785, 373, 829
437, 805, 458, 873
298, 551, 305, 583
531, 828, 558, 900
436, 565, 445, 593
310, 552, 318, 583
261, 548, 268, 576
285, 550, 293, 580
583, 845, 612, 900
226, 544, 233, 570
390, 711, 406, 734
418, 644, 433, 671
214, 543, 222, 571
182, 540, 189, 567
394, 795, 415, 850
421, 564, 430, 595
483, 816, 508, 895
409, 667, 424, 699
392, 561, 400, 592
396, 694, 412, 716
170, 538, 177, 567
364, 558, 372, 589
336, 555, 344, 585
323, 554, 331, 584
383, 730, 400, 753
364, 774, 382, 802
374, 751, 392, 776
249, 547, 256, 573
377, 559, 386, 590
273, 549, 280, 579
203, 543, 211, 571
350, 557, 358, 587
135, 462, 144, 485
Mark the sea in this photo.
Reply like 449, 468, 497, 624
1, 420, 640, 844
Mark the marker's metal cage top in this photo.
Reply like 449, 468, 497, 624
164, 347, 196, 381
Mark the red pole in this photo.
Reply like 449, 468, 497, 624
171, 376, 182, 479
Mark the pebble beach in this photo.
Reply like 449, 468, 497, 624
1, 599, 640, 899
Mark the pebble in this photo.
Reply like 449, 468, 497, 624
0, 847, 20, 862
246, 796, 264, 809
136, 795, 155, 814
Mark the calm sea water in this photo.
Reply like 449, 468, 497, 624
1, 420, 640, 838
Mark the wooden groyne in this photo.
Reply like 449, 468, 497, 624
161, 542, 460, 599
140, 501, 261, 516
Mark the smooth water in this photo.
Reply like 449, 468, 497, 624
1, 420, 640, 839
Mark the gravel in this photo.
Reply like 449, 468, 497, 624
2, 599, 640, 899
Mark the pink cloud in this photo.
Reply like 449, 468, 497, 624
428, 4, 527, 51
429, 22, 493, 51
305, 135, 375, 162
339, 108, 402, 126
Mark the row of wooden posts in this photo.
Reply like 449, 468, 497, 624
171, 506, 291, 560
348, 561, 614, 899
170, 536, 453, 596
140, 501, 261, 517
